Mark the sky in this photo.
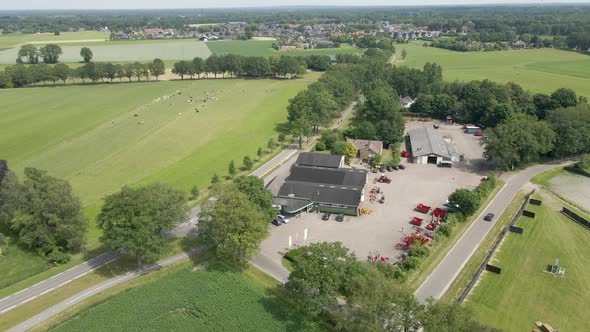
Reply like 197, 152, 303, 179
2, 0, 590, 10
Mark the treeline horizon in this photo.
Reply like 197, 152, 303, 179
0, 53, 363, 89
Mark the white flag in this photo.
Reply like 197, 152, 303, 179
304, 228, 308, 244
288, 235, 292, 248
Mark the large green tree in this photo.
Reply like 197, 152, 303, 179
422, 300, 501, 332
53, 63, 71, 84
80, 47, 93, 63
336, 267, 424, 332
97, 184, 188, 267
199, 183, 268, 266
39, 44, 63, 64
286, 242, 363, 314
17, 44, 39, 64
3, 168, 87, 255
148, 58, 166, 80
546, 103, 590, 157
483, 113, 556, 170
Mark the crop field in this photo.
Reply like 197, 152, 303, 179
396, 42, 590, 98
0, 40, 212, 63
465, 192, 590, 332
0, 31, 109, 49
53, 265, 325, 332
0, 73, 319, 207
207, 40, 361, 57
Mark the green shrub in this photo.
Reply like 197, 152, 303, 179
278, 133, 286, 142
437, 223, 452, 237
47, 248, 70, 264
315, 141, 326, 151
284, 247, 304, 264
400, 256, 421, 271
409, 243, 430, 257
375, 261, 406, 281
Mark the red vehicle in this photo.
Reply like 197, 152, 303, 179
415, 203, 431, 214
474, 131, 484, 137
378, 175, 391, 184
410, 217, 423, 226
433, 207, 447, 219
401, 150, 410, 158
426, 223, 437, 231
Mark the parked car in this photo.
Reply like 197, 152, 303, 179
397, 164, 405, 170
387, 165, 394, 172
393, 165, 399, 170
322, 212, 331, 221
277, 215, 289, 224
335, 214, 345, 222
272, 218, 282, 226
372, 167, 379, 173
379, 165, 386, 173
484, 213, 495, 221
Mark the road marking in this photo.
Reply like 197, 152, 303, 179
0, 254, 121, 314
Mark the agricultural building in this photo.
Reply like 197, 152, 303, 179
407, 126, 460, 165
276, 153, 367, 215
346, 139, 383, 163
294, 152, 344, 168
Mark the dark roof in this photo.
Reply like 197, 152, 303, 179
278, 182, 364, 207
287, 165, 367, 188
295, 152, 343, 168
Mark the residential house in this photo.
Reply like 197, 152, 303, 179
346, 139, 383, 163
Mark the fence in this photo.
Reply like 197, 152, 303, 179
562, 207, 590, 230
457, 189, 535, 303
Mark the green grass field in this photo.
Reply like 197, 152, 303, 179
52, 264, 326, 332
207, 40, 361, 57
396, 42, 590, 98
465, 192, 590, 332
0, 31, 109, 49
0, 40, 212, 64
1, 75, 318, 206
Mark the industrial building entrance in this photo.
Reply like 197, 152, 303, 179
427, 156, 438, 164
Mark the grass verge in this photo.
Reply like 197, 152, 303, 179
406, 179, 505, 290
439, 191, 528, 302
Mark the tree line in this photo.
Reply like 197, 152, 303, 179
0, 53, 362, 89
16, 44, 95, 64
1, 59, 166, 88
484, 103, 590, 170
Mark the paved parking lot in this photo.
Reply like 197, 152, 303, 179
259, 121, 489, 264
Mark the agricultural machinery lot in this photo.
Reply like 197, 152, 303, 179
260, 122, 487, 265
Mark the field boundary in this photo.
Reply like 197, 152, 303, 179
457, 189, 535, 303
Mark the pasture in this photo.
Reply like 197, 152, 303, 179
206, 40, 361, 57
396, 42, 590, 98
465, 192, 590, 332
0, 31, 109, 49
0, 40, 212, 63
52, 264, 326, 332
0, 74, 319, 207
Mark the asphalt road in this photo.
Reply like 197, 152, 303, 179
0, 250, 122, 315
7, 244, 208, 332
414, 162, 568, 303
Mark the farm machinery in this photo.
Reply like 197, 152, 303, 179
415, 203, 431, 214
